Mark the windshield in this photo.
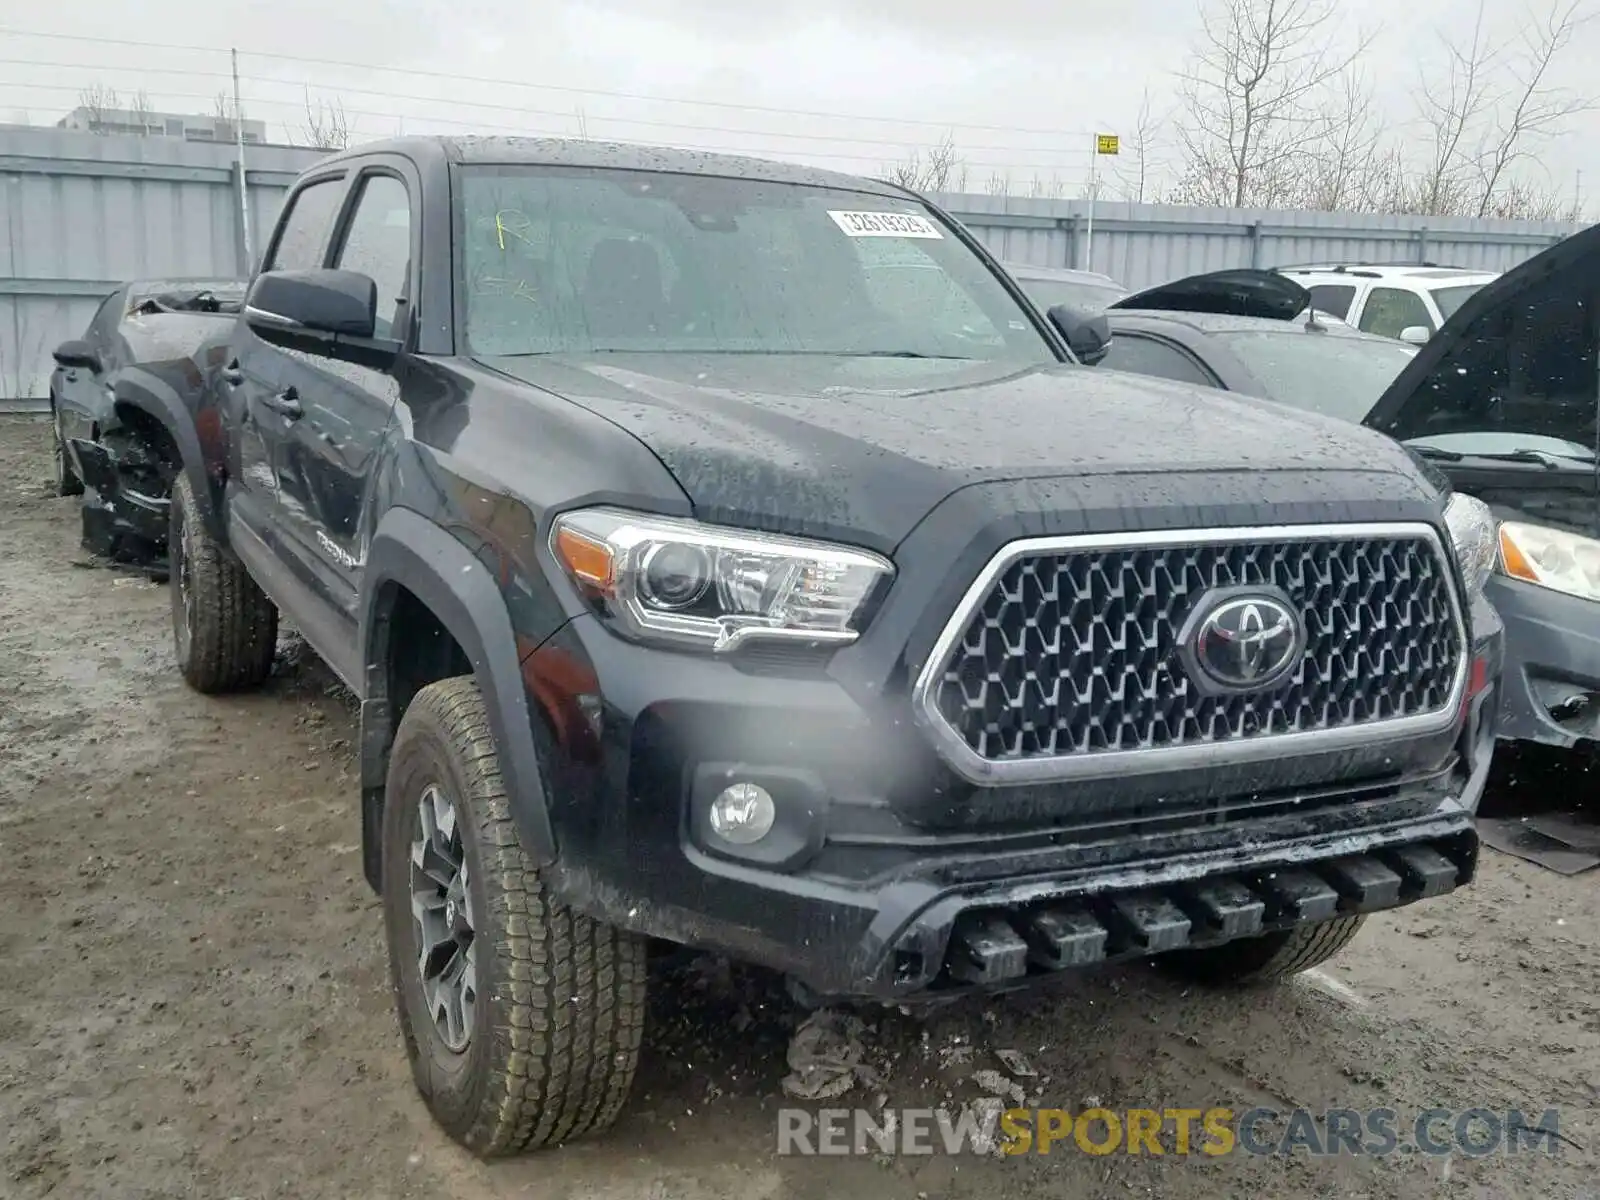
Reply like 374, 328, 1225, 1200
455, 165, 1058, 363
1211, 330, 1419, 423
1430, 283, 1487, 322
1016, 277, 1128, 313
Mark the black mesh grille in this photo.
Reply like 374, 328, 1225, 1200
931, 535, 1463, 763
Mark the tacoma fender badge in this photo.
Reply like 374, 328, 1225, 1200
317, 530, 364, 571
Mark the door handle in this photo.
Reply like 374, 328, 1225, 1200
221, 359, 244, 386
264, 387, 303, 419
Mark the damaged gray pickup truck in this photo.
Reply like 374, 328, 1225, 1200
48, 279, 244, 568
115, 135, 1504, 1157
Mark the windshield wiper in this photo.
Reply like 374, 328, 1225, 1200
1407, 444, 1593, 469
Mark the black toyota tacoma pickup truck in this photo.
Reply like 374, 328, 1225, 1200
139, 136, 1503, 1157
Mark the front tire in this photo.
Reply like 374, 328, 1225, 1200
52, 404, 82, 497
168, 472, 278, 693
382, 676, 647, 1158
1162, 915, 1368, 985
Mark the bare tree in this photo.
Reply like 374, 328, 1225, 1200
1298, 68, 1391, 211
298, 88, 351, 150
127, 89, 155, 133
1174, 0, 1375, 207
574, 105, 590, 139
1408, 0, 1497, 215
1479, 176, 1579, 219
1111, 87, 1167, 203
884, 135, 967, 193
213, 90, 240, 132
76, 83, 120, 133
1473, 0, 1595, 215
1405, 0, 1593, 217
1024, 175, 1073, 200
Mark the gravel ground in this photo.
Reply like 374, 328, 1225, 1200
1, 413, 1596, 1200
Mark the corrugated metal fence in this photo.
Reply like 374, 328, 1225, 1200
0, 126, 1584, 406
938, 192, 1579, 289
0, 128, 323, 409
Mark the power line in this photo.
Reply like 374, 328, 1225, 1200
0, 59, 1086, 155
0, 25, 1097, 139
0, 80, 1092, 177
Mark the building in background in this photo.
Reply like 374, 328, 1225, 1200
55, 106, 266, 145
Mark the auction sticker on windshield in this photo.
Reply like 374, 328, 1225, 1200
828, 210, 944, 238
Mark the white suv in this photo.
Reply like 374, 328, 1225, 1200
1274, 264, 1499, 343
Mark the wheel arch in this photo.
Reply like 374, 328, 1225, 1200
108, 370, 224, 541
358, 507, 558, 891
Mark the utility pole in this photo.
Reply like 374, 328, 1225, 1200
232, 48, 253, 273
1085, 132, 1119, 270
1085, 133, 1098, 269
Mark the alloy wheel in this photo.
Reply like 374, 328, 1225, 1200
410, 782, 478, 1052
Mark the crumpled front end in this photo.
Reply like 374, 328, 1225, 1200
70, 426, 173, 572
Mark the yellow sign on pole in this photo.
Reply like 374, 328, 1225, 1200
1096, 134, 1120, 156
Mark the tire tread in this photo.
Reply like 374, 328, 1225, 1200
170, 472, 277, 694
392, 677, 645, 1157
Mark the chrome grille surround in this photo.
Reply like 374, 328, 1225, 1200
909, 523, 1470, 786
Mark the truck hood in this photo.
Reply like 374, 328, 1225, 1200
482, 352, 1430, 551
1364, 224, 1600, 439
1357, 225, 1600, 537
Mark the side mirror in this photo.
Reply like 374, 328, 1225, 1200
1047, 304, 1111, 366
246, 268, 379, 340
1399, 325, 1431, 345
53, 339, 101, 373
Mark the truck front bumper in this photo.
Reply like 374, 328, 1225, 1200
530, 609, 1502, 1003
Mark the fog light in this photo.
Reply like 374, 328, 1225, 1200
709, 782, 776, 844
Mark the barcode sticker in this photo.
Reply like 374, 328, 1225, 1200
827, 210, 944, 239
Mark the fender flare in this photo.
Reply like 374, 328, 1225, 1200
359, 507, 557, 870
109, 373, 223, 542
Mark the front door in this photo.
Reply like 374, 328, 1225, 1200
223, 173, 350, 547
272, 166, 416, 664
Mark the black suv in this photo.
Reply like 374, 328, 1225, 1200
141, 136, 1502, 1157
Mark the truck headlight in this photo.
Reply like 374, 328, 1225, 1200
1444, 493, 1496, 595
550, 507, 894, 652
1497, 520, 1600, 603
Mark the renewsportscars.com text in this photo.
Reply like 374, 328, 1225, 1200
775, 1105, 1565, 1158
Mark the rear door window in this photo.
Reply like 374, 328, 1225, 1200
1307, 284, 1356, 320
1358, 287, 1435, 338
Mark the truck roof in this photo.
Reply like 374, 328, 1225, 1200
317, 135, 909, 199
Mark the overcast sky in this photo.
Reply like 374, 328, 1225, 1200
1, 0, 1596, 207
